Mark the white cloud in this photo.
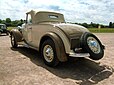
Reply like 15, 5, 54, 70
0, 0, 114, 25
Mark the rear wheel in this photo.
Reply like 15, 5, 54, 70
41, 39, 59, 67
11, 34, 18, 48
81, 32, 104, 60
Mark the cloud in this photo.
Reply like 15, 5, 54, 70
0, 0, 114, 25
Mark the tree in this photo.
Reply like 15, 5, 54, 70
0, 19, 5, 24
0, 19, 2, 23
109, 22, 112, 28
112, 23, 114, 28
6, 18, 11, 23
17, 19, 24, 26
5, 18, 11, 27
82, 23, 88, 28
11, 20, 19, 27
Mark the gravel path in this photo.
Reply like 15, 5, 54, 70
0, 33, 114, 85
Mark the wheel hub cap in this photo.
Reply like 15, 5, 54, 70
43, 45, 54, 62
45, 48, 52, 57
90, 41, 98, 48
87, 37, 101, 54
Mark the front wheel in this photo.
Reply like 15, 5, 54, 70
11, 34, 18, 48
41, 39, 59, 67
0, 31, 1, 35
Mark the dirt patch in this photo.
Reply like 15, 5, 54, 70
0, 33, 114, 85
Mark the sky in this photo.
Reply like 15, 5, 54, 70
0, 0, 114, 25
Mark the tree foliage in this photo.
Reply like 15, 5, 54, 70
73, 22, 114, 28
6, 18, 11, 23
0, 19, 2, 23
108, 22, 114, 28
0, 18, 24, 27
0, 18, 114, 28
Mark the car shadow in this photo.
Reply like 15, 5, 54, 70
11, 47, 114, 85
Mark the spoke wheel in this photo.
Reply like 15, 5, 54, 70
41, 39, 59, 67
43, 45, 54, 63
81, 32, 104, 60
87, 37, 101, 54
11, 34, 18, 48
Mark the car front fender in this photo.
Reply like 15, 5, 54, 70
10, 29, 23, 42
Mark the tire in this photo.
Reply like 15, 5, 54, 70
11, 34, 18, 48
41, 39, 59, 67
81, 32, 104, 60
6, 31, 9, 35
0, 31, 1, 35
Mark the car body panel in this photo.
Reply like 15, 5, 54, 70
10, 29, 23, 42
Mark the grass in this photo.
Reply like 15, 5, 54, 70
88, 28, 114, 33
7, 27, 114, 33
7, 27, 15, 31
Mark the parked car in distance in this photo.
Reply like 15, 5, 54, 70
10, 10, 105, 67
0, 24, 9, 35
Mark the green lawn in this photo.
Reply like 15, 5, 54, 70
7, 27, 15, 31
7, 27, 114, 33
88, 28, 114, 33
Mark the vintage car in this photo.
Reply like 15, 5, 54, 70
10, 10, 105, 66
0, 24, 9, 35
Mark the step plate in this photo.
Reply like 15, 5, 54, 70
69, 53, 90, 57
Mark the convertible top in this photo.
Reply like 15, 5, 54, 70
26, 10, 65, 24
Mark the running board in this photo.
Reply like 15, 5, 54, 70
17, 40, 38, 51
69, 53, 90, 57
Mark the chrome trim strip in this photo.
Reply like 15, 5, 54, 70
69, 52, 90, 57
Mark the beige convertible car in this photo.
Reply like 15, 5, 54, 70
10, 10, 105, 66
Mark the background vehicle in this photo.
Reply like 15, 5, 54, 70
0, 24, 9, 35
10, 10, 105, 66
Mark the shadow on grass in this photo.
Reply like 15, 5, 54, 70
11, 47, 114, 85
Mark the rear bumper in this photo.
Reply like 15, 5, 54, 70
69, 52, 90, 57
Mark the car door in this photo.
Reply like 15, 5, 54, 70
22, 14, 33, 44
27, 24, 32, 42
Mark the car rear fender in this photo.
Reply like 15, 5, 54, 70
40, 32, 68, 62
10, 29, 23, 42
